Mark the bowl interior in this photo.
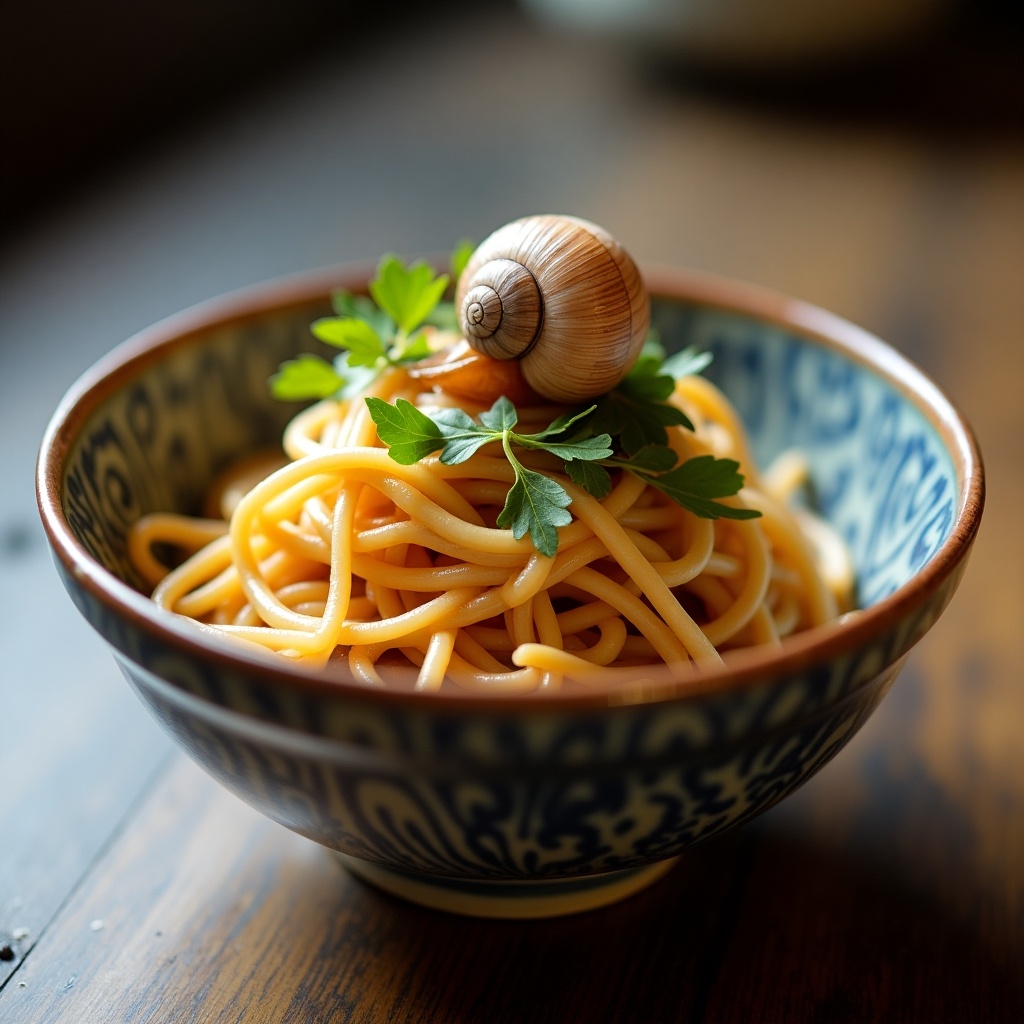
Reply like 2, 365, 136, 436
59, 300, 326, 592
57, 286, 961, 616
655, 303, 957, 607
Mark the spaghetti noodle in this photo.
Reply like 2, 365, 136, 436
128, 358, 853, 694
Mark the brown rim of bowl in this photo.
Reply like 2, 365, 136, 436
36, 260, 985, 714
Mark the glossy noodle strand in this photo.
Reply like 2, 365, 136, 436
129, 364, 853, 692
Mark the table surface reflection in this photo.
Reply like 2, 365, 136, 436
2, 6, 1021, 1021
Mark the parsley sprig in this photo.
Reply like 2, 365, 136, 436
269, 255, 454, 401
366, 396, 612, 556
270, 250, 760, 559
554, 342, 757, 525
365, 389, 757, 557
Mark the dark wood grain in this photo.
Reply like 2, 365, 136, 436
6, 674, 1022, 1024
1, 2, 1021, 1021
0, 550, 173, 990
2, 757, 750, 1024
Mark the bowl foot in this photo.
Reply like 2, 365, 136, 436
335, 853, 680, 919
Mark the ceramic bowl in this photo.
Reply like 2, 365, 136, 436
37, 263, 983, 918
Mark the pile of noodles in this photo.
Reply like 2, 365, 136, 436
128, 358, 853, 694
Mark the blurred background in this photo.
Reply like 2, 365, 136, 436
3, 0, 1021, 602
2, 0, 1022, 1013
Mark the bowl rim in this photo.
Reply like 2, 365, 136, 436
36, 260, 985, 713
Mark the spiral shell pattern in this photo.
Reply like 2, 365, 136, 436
456, 215, 650, 403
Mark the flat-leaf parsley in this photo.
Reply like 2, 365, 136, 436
269, 255, 453, 401
272, 251, 760, 557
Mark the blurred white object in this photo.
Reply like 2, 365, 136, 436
521, 0, 949, 64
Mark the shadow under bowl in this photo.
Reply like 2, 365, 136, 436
36, 263, 984, 917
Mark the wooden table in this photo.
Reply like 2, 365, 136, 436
2, 6, 1022, 1021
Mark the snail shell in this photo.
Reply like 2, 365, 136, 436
455, 214, 650, 403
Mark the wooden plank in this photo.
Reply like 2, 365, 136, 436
2, 4, 1021, 1020
0, 532, 173, 990
705, 659, 1024, 1022
2, 755, 758, 1024
6, 698, 1020, 1023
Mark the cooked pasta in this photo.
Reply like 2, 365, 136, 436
128, 360, 854, 695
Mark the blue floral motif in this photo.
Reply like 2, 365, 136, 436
651, 302, 958, 608
49, 286, 971, 896
60, 307, 324, 581
120, 647, 894, 878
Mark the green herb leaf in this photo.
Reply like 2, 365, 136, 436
439, 434, 496, 465
478, 395, 518, 432
623, 353, 676, 399
432, 407, 496, 465
396, 331, 433, 361
522, 405, 597, 442
331, 290, 374, 319
618, 444, 679, 473
450, 239, 475, 281
367, 395, 600, 555
495, 461, 572, 558
638, 332, 665, 362
330, 290, 395, 340
661, 345, 714, 380
639, 455, 759, 520
588, 345, 697, 452
269, 355, 345, 401
316, 299, 755, 556
430, 406, 480, 433
335, 360, 381, 400
566, 460, 613, 499
364, 397, 443, 465
290, 253, 462, 401
310, 317, 386, 367
369, 256, 450, 336
591, 391, 694, 454
518, 433, 614, 461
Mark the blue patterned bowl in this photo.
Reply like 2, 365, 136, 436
37, 264, 984, 918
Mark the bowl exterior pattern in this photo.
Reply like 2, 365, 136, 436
56, 543, 966, 754
653, 304, 959, 607
54, 538, 964, 876
64, 299, 959, 612
121, 650, 905, 879
44, 276, 980, 890
60, 304, 325, 589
